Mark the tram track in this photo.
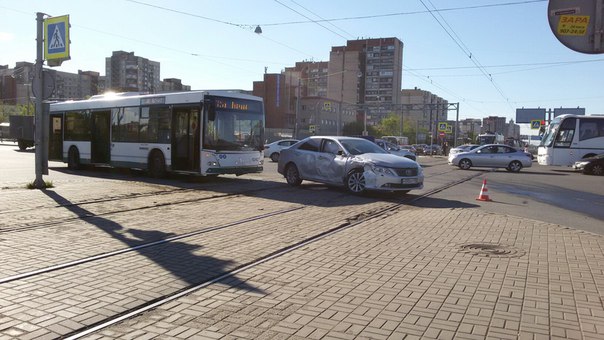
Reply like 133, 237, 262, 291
55, 170, 485, 340
0, 183, 284, 234
0, 167, 458, 235
1, 169, 481, 285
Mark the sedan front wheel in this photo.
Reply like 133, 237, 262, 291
458, 159, 472, 170
507, 160, 523, 173
590, 163, 604, 176
346, 169, 366, 194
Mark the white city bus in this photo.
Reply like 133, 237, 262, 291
476, 132, 504, 145
48, 90, 265, 177
538, 114, 604, 166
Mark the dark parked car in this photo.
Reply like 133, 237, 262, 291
278, 136, 424, 194
573, 154, 604, 175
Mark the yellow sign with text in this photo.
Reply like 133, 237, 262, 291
558, 15, 590, 36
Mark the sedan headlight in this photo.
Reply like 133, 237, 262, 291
368, 164, 397, 176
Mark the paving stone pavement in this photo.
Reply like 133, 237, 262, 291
85, 206, 604, 340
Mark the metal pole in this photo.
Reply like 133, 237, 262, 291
33, 12, 45, 188
294, 79, 300, 139
455, 103, 459, 147
363, 107, 367, 136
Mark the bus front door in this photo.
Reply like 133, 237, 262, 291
48, 114, 63, 161
171, 106, 200, 172
91, 110, 111, 164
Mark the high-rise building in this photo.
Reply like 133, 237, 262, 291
328, 37, 403, 124
400, 87, 449, 143
482, 116, 506, 134
0, 62, 99, 104
105, 51, 160, 93
285, 61, 329, 98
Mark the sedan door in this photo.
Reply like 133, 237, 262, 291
316, 139, 348, 184
495, 146, 517, 167
293, 138, 321, 180
471, 146, 496, 167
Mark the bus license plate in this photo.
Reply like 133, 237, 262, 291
402, 178, 418, 184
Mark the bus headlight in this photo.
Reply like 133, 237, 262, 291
208, 161, 219, 167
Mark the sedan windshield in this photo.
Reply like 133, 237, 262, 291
340, 139, 388, 155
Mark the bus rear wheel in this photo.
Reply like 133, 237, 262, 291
148, 150, 166, 178
68, 147, 80, 170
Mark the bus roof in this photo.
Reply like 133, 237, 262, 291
49, 90, 262, 111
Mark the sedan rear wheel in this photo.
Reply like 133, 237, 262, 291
458, 159, 472, 170
508, 160, 523, 173
270, 152, 280, 162
346, 169, 366, 194
285, 164, 302, 186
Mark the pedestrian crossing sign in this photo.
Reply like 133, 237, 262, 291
438, 122, 448, 132
44, 15, 70, 67
530, 119, 541, 130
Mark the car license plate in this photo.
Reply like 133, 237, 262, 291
402, 178, 418, 184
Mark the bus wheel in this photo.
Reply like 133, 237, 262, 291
148, 150, 166, 178
17, 140, 28, 151
68, 147, 80, 170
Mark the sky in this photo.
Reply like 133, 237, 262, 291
2, 0, 603, 130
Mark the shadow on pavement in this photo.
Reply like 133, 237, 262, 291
49, 166, 387, 208
409, 196, 481, 209
40, 189, 264, 294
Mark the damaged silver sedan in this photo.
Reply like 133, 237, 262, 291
277, 136, 424, 194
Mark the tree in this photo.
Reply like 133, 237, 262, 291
377, 113, 400, 136
0, 104, 24, 123
342, 121, 378, 136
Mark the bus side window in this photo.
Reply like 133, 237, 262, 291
554, 118, 576, 148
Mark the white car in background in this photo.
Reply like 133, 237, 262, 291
449, 144, 480, 155
264, 139, 299, 162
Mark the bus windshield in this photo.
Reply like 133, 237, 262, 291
204, 97, 264, 152
539, 120, 560, 147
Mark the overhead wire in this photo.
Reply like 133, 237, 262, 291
419, 0, 513, 110
288, 0, 355, 39
124, 0, 315, 59
273, 0, 349, 40
257, 0, 547, 26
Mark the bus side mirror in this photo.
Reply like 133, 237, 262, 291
208, 103, 216, 121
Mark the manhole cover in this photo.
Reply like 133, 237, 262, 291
458, 243, 525, 258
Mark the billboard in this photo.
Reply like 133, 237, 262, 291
554, 107, 585, 117
516, 108, 546, 123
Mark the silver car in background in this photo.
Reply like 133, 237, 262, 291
375, 139, 417, 161
448, 144, 533, 172
278, 136, 424, 194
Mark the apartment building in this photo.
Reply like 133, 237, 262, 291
328, 37, 403, 124
0, 62, 100, 104
105, 51, 161, 93
400, 87, 449, 133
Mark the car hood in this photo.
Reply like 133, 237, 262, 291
353, 153, 418, 167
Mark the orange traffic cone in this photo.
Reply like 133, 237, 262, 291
476, 178, 492, 201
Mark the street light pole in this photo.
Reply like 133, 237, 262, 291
363, 107, 367, 136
